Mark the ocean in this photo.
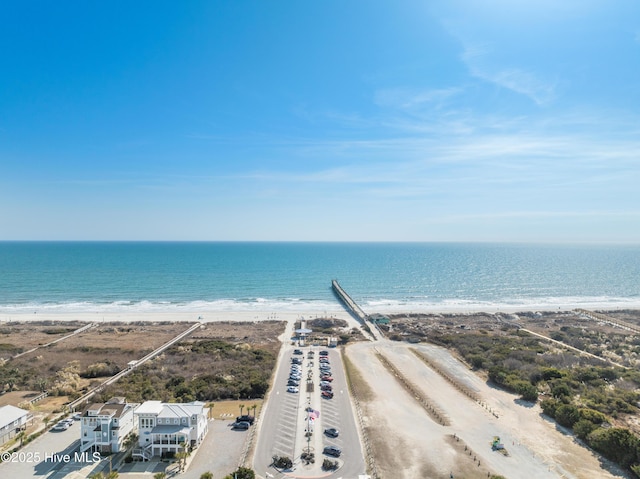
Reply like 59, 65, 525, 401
0, 242, 638, 314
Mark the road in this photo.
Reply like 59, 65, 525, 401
0, 420, 111, 479
253, 344, 366, 478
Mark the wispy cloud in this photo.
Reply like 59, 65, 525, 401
461, 45, 557, 106
374, 87, 462, 110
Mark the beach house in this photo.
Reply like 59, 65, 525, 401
133, 400, 209, 460
0, 405, 31, 445
79, 397, 136, 454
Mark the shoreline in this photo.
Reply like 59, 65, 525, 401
1, 301, 640, 323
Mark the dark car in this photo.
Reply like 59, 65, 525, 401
321, 384, 332, 391
235, 415, 255, 425
293, 349, 303, 355
287, 380, 299, 387
232, 421, 250, 430
319, 350, 329, 356
323, 445, 341, 457
322, 390, 334, 399
320, 375, 333, 382
324, 427, 339, 438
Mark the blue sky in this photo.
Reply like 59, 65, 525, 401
1, 0, 639, 242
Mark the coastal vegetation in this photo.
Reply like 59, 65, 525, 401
96, 338, 277, 402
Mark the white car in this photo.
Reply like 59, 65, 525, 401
52, 422, 69, 431
287, 386, 299, 393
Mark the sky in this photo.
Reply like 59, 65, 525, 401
1, 0, 639, 242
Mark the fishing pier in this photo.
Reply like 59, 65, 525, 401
332, 279, 368, 322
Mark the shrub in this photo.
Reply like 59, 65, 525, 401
573, 419, 598, 440
223, 467, 255, 479
272, 456, 293, 470
555, 404, 581, 428
587, 427, 640, 468
322, 458, 338, 470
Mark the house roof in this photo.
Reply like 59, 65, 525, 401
0, 405, 29, 428
136, 401, 207, 419
149, 424, 191, 435
135, 401, 164, 415
158, 402, 206, 419
82, 401, 130, 419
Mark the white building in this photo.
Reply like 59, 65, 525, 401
0, 405, 31, 445
133, 400, 209, 460
79, 397, 136, 454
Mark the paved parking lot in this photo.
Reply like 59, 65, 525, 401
253, 345, 366, 478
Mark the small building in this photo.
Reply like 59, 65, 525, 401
369, 314, 390, 325
294, 318, 313, 346
79, 397, 136, 454
133, 400, 209, 460
0, 405, 31, 445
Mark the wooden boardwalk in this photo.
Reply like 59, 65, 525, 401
575, 308, 640, 334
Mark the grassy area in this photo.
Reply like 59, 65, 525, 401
207, 399, 263, 420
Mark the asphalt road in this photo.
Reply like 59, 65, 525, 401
252, 344, 366, 478
0, 420, 110, 479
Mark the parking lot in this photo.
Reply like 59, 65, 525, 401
253, 345, 366, 478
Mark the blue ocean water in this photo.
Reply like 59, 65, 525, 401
0, 242, 638, 313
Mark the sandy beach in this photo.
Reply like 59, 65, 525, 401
3, 299, 640, 324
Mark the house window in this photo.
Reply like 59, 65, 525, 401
140, 417, 154, 428
157, 419, 162, 424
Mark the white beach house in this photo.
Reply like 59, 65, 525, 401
0, 405, 31, 445
79, 397, 136, 454
133, 400, 209, 460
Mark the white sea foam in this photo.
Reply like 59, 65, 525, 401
1, 295, 638, 315
363, 296, 640, 313
0, 299, 343, 314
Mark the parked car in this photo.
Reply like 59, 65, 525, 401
320, 375, 333, 382
287, 380, 299, 387
324, 427, 339, 438
321, 391, 334, 399
319, 357, 330, 363
236, 415, 255, 425
287, 386, 299, 393
293, 349, 303, 355
321, 384, 333, 391
72, 413, 82, 420
323, 445, 341, 457
319, 350, 329, 356
52, 422, 69, 431
232, 421, 250, 430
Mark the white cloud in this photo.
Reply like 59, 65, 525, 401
461, 46, 557, 106
374, 87, 462, 110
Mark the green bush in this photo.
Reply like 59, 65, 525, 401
587, 427, 640, 468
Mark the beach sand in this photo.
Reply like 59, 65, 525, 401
3, 298, 638, 324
